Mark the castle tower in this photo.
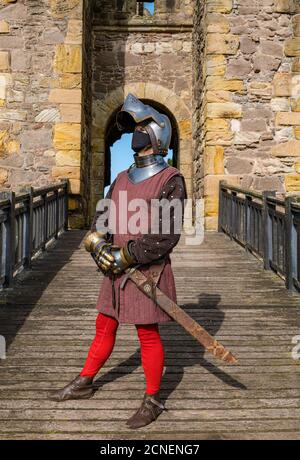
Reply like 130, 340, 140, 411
87, 0, 194, 223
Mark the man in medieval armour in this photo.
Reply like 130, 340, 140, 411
49, 94, 187, 429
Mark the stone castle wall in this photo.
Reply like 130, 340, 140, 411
0, 0, 84, 227
193, 0, 300, 230
0, 0, 194, 227
1, 0, 300, 230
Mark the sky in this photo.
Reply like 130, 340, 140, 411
144, 2, 155, 15
104, 133, 173, 195
103, 3, 160, 195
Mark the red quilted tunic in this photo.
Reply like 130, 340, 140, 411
96, 166, 184, 324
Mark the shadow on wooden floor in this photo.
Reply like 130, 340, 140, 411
92, 292, 246, 403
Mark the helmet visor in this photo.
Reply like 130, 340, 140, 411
116, 111, 136, 132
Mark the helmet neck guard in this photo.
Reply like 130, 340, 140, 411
134, 153, 158, 168
127, 155, 168, 184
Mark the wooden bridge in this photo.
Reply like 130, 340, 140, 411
1, 230, 300, 439
0, 182, 300, 440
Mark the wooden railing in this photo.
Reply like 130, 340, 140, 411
218, 181, 300, 292
0, 180, 68, 289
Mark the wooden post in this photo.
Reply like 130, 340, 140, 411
63, 179, 69, 232
231, 190, 237, 239
55, 188, 59, 239
4, 191, 16, 287
218, 180, 226, 232
42, 191, 48, 251
285, 196, 294, 290
244, 194, 252, 252
262, 191, 275, 270
24, 187, 33, 269
0, 192, 9, 288
287, 196, 300, 291
296, 219, 300, 289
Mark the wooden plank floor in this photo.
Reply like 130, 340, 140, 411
1, 230, 300, 440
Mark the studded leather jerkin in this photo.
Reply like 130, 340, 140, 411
96, 165, 183, 324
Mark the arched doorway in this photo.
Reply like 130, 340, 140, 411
90, 83, 192, 224
104, 100, 179, 194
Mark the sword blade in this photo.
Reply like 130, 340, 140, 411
128, 269, 237, 365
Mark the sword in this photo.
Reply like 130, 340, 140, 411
122, 265, 237, 365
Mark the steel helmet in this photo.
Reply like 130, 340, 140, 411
116, 93, 172, 156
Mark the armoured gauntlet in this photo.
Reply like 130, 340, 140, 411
84, 232, 136, 275
84, 231, 115, 274
110, 243, 136, 275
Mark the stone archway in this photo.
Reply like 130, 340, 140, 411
90, 82, 193, 222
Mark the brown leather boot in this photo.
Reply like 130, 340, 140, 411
126, 392, 165, 429
48, 375, 95, 402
